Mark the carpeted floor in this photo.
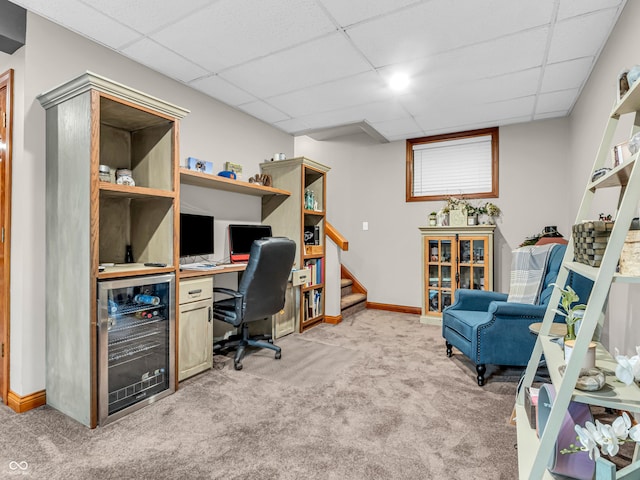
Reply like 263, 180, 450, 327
0, 310, 519, 479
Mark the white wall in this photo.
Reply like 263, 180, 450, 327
566, 0, 640, 354
2, 13, 293, 397
295, 117, 572, 306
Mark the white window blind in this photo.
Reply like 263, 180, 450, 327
412, 134, 493, 197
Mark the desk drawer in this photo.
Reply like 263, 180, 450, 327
179, 277, 213, 304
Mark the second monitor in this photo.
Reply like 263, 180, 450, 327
228, 224, 273, 263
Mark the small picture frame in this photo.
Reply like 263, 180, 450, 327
612, 141, 631, 168
187, 157, 213, 174
224, 162, 243, 179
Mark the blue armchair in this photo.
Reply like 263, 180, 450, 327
442, 244, 593, 386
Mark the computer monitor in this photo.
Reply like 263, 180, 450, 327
180, 213, 214, 257
228, 224, 272, 263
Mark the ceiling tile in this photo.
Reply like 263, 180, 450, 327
318, 0, 420, 27
370, 117, 423, 139
15, 0, 140, 48
346, 0, 555, 67
121, 38, 209, 83
548, 9, 619, 63
189, 76, 257, 106
287, 99, 409, 132
237, 100, 290, 124
267, 71, 389, 118
274, 118, 313, 134
535, 89, 579, 114
540, 57, 594, 92
378, 27, 549, 99
80, 0, 213, 34
219, 33, 372, 99
557, 0, 625, 20
534, 111, 567, 121
150, 0, 337, 72
414, 96, 535, 133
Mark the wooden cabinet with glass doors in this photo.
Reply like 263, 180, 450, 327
419, 225, 495, 322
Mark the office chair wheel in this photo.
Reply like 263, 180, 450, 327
234, 361, 243, 371
275, 351, 281, 360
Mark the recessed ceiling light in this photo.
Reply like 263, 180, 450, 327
389, 73, 410, 91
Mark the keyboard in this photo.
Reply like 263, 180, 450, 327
180, 262, 220, 270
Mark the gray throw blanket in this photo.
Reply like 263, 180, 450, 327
507, 244, 557, 304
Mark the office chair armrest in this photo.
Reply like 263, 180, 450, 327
213, 287, 244, 320
213, 287, 243, 298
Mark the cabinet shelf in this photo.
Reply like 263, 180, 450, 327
563, 261, 640, 284
301, 284, 324, 292
303, 209, 325, 216
588, 156, 636, 190
180, 168, 291, 197
612, 78, 640, 116
98, 264, 175, 279
99, 183, 176, 199
539, 335, 640, 412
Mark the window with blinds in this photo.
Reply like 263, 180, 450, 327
406, 127, 499, 202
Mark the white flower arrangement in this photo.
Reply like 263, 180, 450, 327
614, 346, 640, 386
561, 412, 640, 459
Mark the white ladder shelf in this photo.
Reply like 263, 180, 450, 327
516, 79, 640, 480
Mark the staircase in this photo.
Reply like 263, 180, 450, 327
340, 276, 367, 319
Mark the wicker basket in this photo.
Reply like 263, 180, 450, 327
620, 230, 640, 275
572, 221, 614, 267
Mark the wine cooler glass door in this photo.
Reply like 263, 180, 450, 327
98, 274, 175, 425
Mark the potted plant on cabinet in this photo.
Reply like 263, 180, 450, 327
429, 212, 437, 226
466, 205, 478, 225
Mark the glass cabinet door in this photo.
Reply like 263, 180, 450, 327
98, 274, 175, 424
424, 237, 454, 315
457, 237, 489, 290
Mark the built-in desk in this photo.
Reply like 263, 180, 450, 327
178, 264, 247, 279
177, 263, 296, 381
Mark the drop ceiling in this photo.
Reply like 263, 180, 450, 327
10, 0, 627, 142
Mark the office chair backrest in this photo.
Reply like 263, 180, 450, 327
238, 237, 296, 323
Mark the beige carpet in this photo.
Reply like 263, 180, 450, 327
0, 310, 519, 479
239, 336, 360, 388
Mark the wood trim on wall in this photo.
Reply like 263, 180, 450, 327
7, 390, 46, 414
340, 265, 367, 296
324, 314, 342, 325
0, 69, 13, 406
367, 302, 421, 315
326, 222, 348, 251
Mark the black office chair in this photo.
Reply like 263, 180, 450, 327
212, 237, 296, 370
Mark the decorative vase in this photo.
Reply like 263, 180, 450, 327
429, 216, 437, 226
565, 322, 576, 341
467, 215, 477, 226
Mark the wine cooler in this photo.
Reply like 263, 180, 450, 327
97, 274, 175, 425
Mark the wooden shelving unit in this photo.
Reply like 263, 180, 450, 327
516, 75, 640, 479
261, 157, 329, 332
38, 72, 188, 427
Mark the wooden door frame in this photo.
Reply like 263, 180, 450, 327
0, 68, 13, 405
